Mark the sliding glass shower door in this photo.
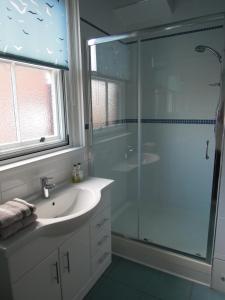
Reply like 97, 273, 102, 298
89, 20, 224, 260
139, 26, 223, 258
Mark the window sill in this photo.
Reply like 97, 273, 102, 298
0, 147, 83, 173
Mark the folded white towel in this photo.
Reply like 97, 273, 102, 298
13, 198, 36, 213
0, 214, 37, 240
7, 201, 31, 218
0, 204, 24, 229
0, 199, 36, 229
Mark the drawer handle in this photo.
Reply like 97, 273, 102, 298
53, 262, 60, 284
98, 252, 109, 264
96, 218, 108, 229
64, 251, 71, 273
97, 235, 109, 246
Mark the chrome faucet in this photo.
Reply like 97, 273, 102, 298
125, 145, 135, 159
40, 177, 55, 199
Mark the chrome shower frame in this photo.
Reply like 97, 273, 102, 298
86, 12, 225, 285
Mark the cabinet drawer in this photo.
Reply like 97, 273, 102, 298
91, 208, 111, 239
92, 242, 111, 274
91, 223, 111, 256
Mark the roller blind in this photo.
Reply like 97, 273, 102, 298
0, 0, 69, 69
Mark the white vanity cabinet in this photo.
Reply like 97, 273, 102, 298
60, 224, 91, 300
0, 178, 113, 300
12, 250, 62, 300
12, 224, 91, 300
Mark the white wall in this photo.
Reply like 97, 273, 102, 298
0, 149, 88, 205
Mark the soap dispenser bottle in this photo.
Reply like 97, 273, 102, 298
72, 164, 80, 183
77, 163, 84, 181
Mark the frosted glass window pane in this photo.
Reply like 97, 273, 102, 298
92, 79, 106, 128
0, 62, 17, 144
108, 82, 119, 122
15, 65, 56, 141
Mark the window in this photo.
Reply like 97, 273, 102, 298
91, 77, 124, 129
0, 59, 67, 160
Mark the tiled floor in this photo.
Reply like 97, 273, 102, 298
85, 256, 225, 300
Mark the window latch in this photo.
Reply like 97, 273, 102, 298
40, 137, 46, 143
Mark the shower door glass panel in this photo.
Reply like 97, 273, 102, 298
140, 26, 224, 258
90, 40, 139, 238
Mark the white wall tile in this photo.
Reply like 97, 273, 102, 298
0, 149, 88, 205
212, 259, 225, 292
214, 217, 225, 261
1, 184, 29, 203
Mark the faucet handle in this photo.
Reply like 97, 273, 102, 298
40, 176, 54, 185
127, 145, 135, 152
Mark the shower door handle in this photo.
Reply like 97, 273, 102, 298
205, 140, 210, 160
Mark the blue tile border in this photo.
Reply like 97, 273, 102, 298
85, 118, 216, 129
140, 119, 216, 125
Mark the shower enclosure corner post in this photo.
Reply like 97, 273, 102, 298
85, 41, 95, 175
137, 39, 142, 239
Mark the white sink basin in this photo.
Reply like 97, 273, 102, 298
34, 183, 101, 235
36, 188, 95, 219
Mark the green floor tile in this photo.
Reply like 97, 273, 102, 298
86, 256, 225, 300
103, 255, 122, 276
106, 257, 162, 294
139, 292, 159, 300
84, 277, 144, 300
191, 284, 225, 300
144, 272, 192, 300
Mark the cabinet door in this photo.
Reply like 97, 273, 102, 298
60, 224, 91, 300
12, 250, 61, 300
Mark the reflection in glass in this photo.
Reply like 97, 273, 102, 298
91, 79, 106, 129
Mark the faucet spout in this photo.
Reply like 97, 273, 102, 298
41, 177, 55, 199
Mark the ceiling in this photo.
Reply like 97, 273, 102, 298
104, 0, 175, 10
80, 0, 225, 34
112, 0, 175, 30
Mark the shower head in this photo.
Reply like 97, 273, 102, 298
195, 45, 222, 64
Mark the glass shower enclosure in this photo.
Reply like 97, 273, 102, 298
88, 16, 224, 261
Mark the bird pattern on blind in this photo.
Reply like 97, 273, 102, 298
0, 0, 68, 69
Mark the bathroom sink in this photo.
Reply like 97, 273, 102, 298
34, 183, 101, 235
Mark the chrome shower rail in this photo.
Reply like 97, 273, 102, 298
88, 12, 224, 45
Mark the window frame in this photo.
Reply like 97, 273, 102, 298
0, 0, 85, 166
0, 58, 70, 161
